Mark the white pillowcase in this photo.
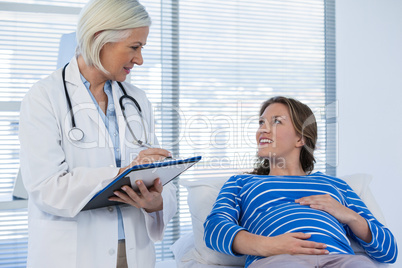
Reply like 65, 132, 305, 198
175, 173, 386, 266
179, 177, 246, 266
340, 173, 386, 225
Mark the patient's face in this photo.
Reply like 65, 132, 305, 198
256, 103, 302, 161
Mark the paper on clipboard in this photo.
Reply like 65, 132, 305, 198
126, 159, 197, 191
81, 156, 201, 211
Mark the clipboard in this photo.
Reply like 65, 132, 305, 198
82, 156, 202, 211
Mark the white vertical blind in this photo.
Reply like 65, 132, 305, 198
0, 2, 82, 266
0, 0, 335, 265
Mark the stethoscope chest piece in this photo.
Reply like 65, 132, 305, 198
68, 127, 84, 142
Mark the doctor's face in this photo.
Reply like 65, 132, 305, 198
100, 26, 149, 82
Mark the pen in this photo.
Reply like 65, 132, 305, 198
138, 141, 174, 160
138, 140, 153, 149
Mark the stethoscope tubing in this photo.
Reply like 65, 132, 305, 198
62, 63, 150, 147
62, 63, 77, 128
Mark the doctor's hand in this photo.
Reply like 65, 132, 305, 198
109, 178, 163, 213
118, 148, 172, 176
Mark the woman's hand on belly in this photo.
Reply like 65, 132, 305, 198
295, 194, 372, 243
295, 194, 356, 224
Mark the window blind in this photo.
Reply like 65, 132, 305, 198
0, 0, 335, 265
0, 2, 82, 266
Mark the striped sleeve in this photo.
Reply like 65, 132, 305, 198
342, 182, 398, 263
203, 175, 247, 256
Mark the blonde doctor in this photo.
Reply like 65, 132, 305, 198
18, 0, 177, 267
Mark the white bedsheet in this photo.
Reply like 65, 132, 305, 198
155, 260, 176, 268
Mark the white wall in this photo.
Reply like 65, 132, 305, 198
336, 0, 402, 266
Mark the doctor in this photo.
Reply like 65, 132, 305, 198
18, 0, 177, 267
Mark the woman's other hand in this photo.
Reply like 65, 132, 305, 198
109, 178, 163, 213
233, 231, 328, 257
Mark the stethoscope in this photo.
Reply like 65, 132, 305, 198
62, 63, 151, 148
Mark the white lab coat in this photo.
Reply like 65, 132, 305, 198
19, 57, 177, 268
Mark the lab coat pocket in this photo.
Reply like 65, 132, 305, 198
28, 219, 77, 268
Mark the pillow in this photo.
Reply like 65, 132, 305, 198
339, 173, 386, 225
178, 173, 386, 266
339, 173, 387, 256
171, 232, 243, 268
179, 177, 246, 266
170, 232, 196, 267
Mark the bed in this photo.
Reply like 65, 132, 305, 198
157, 173, 389, 268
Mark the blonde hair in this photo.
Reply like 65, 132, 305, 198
76, 0, 151, 74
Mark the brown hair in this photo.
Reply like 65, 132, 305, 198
251, 96, 317, 175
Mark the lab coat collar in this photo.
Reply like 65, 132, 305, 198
64, 56, 94, 106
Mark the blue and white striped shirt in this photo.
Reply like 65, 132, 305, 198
204, 172, 398, 267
